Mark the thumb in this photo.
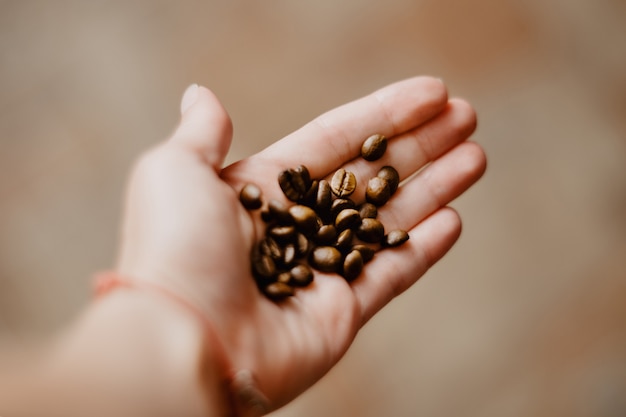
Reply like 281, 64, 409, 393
170, 84, 233, 170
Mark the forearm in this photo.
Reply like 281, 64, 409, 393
0, 290, 230, 417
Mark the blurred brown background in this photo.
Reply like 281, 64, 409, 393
1, 0, 625, 416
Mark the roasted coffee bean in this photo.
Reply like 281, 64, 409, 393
383, 229, 410, 247
358, 203, 378, 219
330, 198, 356, 219
290, 264, 314, 287
276, 271, 292, 284
315, 224, 338, 245
309, 246, 343, 273
315, 179, 332, 214
252, 254, 276, 280
361, 134, 387, 161
288, 205, 319, 236
263, 282, 294, 300
342, 250, 364, 281
335, 208, 361, 231
335, 229, 354, 253
278, 167, 310, 202
352, 244, 375, 263
301, 179, 319, 207
282, 244, 297, 267
259, 237, 282, 261
295, 233, 310, 257
356, 218, 385, 243
377, 166, 400, 195
267, 199, 293, 225
330, 169, 357, 198
366, 176, 391, 206
269, 225, 296, 243
239, 183, 263, 210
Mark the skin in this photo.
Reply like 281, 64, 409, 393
0, 77, 486, 416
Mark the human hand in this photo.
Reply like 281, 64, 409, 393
115, 77, 486, 412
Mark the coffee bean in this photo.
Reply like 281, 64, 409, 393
267, 199, 293, 225
288, 205, 319, 236
276, 271, 292, 284
290, 264, 314, 287
366, 176, 391, 206
383, 229, 410, 247
315, 224, 338, 245
301, 179, 319, 207
278, 167, 310, 202
269, 225, 296, 243
335, 229, 354, 253
335, 208, 361, 231
259, 237, 282, 261
282, 244, 297, 267
377, 166, 400, 195
263, 282, 294, 300
295, 233, 310, 257
342, 250, 363, 281
315, 179, 332, 215
239, 183, 263, 210
330, 198, 356, 219
356, 218, 385, 243
330, 169, 357, 198
358, 203, 378, 219
352, 244, 375, 263
252, 254, 276, 280
309, 246, 343, 273
361, 134, 387, 161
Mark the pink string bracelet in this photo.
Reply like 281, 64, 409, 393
93, 271, 269, 417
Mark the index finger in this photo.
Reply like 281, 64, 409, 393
257, 76, 448, 178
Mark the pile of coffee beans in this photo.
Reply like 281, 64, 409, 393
239, 133, 410, 301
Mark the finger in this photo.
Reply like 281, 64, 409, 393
352, 206, 463, 325
169, 84, 234, 170
327, 98, 478, 203
257, 76, 449, 178
378, 141, 487, 230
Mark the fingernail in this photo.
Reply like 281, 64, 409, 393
180, 83, 199, 114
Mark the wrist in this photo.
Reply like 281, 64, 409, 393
49, 287, 231, 417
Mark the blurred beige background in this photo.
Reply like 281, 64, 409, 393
1, 0, 625, 416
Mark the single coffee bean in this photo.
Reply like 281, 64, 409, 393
301, 179, 319, 207
295, 233, 310, 257
366, 176, 391, 206
383, 229, 410, 247
335, 229, 354, 253
269, 225, 296, 243
252, 254, 276, 280
282, 243, 297, 267
335, 208, 361, 231
309, 246, 343, 273
330, 169, 357, 198
315, 179, 332, 215
278, 166, 310, 202
263, 282, 294, 301
288, 205, 319, 236
361, 134, 387, 161
356, 218, 385, 243
377, 166, 400, 195
290, 264, 314, 287
342, 250, 364, 281
239, 183, 263, 210
259, 237, 282, 261
330, 198, 356, 219
267, 199, 293, 225
315, 224, 338, 245
276, 271, 292, 284
358, 202, 378, 219
352, 244, 375, 263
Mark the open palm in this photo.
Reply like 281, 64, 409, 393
116, 77, 486, 411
